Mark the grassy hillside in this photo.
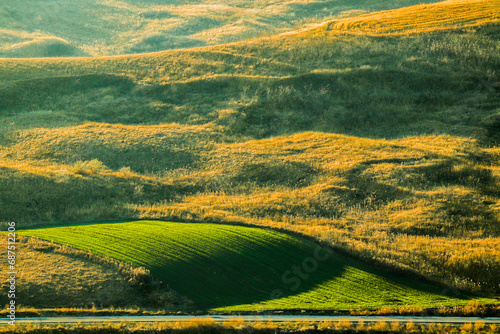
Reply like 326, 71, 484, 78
0, 0, 442, 57
0, 32, 498, 139
2, 127, 500, 294
1, 0, 499, 307
18, 220, 495, 311
0, 30, 88, 58
0, 1, 498, 139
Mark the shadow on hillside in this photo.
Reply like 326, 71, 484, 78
147, 68, 496, 141
145, 235, 347, 309
0, 74, 134, 112
0, 39, 89, 58
49, 142, 198, 174
231, 160, 318, 188
141, 222, 467, 309
0, 166, 194, 226
2, 67, 497, 142
147, 240, 469, 310
341, 158, 416, 207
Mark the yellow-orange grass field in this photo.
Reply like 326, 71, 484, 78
0, 236, 144, 308
315, 0, 500, 35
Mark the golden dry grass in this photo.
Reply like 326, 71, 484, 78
127, 132, 500, 293
0, 236, 145, 308
313, 0, 500, 35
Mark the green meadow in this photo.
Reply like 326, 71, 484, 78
18, 221, 495, 311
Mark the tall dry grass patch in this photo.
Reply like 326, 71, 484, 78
319, 0, 500, 35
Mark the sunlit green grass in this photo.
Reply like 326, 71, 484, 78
18, 221, 495, 311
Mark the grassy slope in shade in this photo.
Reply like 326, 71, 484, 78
18, 221, 494, 311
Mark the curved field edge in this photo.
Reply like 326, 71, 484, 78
17, 220, 496, 311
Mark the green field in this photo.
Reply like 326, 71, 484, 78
18, 221, 495, 311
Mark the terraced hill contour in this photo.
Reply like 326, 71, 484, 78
19, 221, 494, 311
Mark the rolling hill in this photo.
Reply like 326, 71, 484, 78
1, 0, 499, 312
0, 0, 444, 57
17, 220, 495, 311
